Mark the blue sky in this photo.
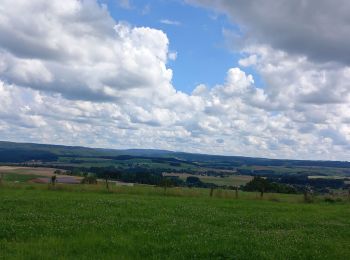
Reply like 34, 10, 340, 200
101, 0, 246, 93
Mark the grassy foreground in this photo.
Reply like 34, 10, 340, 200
1, 185, 350, 259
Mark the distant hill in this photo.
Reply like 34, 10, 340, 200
0, 141, 176, 162
0, 140, 349, 168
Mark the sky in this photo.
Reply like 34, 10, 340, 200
101, 0, 247, 93
0, 0, 349, 161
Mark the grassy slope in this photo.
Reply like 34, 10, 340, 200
1, 186, 350, 259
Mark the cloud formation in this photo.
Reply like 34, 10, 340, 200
188, 0, 350, 64
0, 0, 349, 160
0, 0, 173, 102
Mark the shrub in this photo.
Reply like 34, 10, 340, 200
81, 173, 97, 184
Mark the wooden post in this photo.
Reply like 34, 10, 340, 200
0, 173, 3, 185
260, 187, 264, 198
164, 181, 167, 193
235, 186, 239, 199
210, 187, 214, 197
51, 175, 56, 186
105, 176, 110, 192
303, 189, 309, 202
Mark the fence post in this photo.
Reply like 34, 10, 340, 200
303, 189, 308, 202
51, 175, 56, 186
210, 187, 214, 197
105, 176, 110, 192
260, 187, 264, 198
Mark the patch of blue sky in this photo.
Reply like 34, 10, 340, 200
99, 0, 265, 93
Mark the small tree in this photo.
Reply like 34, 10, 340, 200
243, 177, 269, 198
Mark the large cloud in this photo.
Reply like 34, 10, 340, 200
188, 0, 350, 65
184, 0, 350, 159
0, 0, 173, 102
0, 0, 349, 160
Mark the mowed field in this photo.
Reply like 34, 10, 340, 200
0, 166, 81, 183
1, 184, 350, 259
0, 166, 59, 176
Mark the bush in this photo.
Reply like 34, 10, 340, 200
81, 173, 97, 184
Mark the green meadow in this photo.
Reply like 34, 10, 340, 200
1, 183, 350, 259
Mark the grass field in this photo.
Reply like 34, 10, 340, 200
1, 184, 350, 259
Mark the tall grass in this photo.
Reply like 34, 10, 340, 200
1, 181, 349, 204
1, 185, 350, 259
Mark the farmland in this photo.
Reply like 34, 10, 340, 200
1, 141, 350, 194
0, 166, 60, 176
1, 141, 350, 259
1, 184, 350, 259
0, 166, 81, 184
